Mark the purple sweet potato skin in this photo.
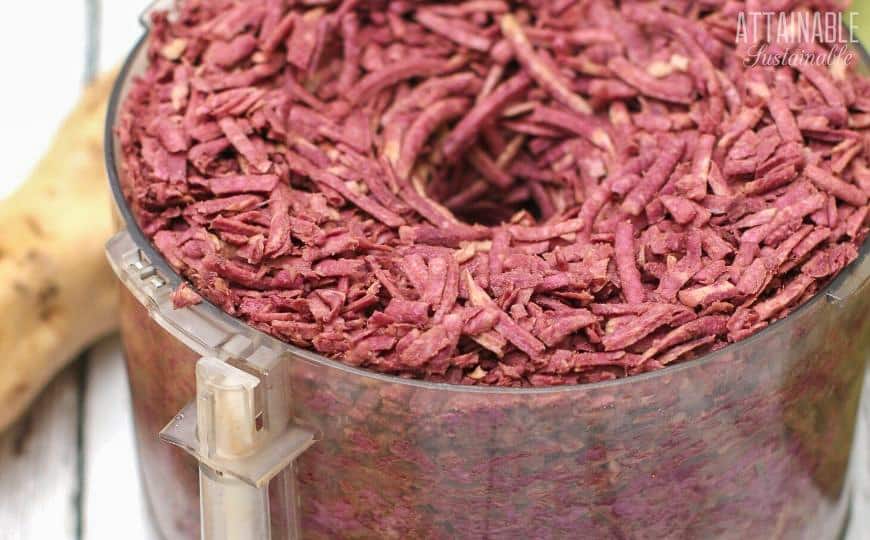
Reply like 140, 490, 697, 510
119, 268, 869, 538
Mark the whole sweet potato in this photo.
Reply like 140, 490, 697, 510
0, 71, 118, 432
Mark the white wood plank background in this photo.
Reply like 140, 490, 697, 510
0, 2, 866, 540
0, 366, 81, 540
81, 338, 158, 540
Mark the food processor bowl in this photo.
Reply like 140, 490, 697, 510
105, 11, 870, 540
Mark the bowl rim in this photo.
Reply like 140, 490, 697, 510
105, 30, 870, 396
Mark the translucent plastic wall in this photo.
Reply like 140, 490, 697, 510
118, 250, 868, 539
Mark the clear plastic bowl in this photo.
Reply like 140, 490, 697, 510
106, 23, 870, 540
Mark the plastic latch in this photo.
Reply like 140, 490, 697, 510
106, 230, 315, 539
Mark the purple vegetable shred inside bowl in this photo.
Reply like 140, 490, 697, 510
118, 0, 870, 387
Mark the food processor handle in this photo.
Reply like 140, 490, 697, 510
106, 231, 315, 540
195, 358, 275, 539
159, 356, 315, 540
199, 456, 272, 539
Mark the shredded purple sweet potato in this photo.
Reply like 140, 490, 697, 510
120, 0, 870, 387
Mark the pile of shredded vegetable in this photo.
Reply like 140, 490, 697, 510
119, 0, 869, 386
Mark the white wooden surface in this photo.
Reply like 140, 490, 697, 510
0, 367, 81, 540
81, 338, 158, 540
0, 2, 866, 540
